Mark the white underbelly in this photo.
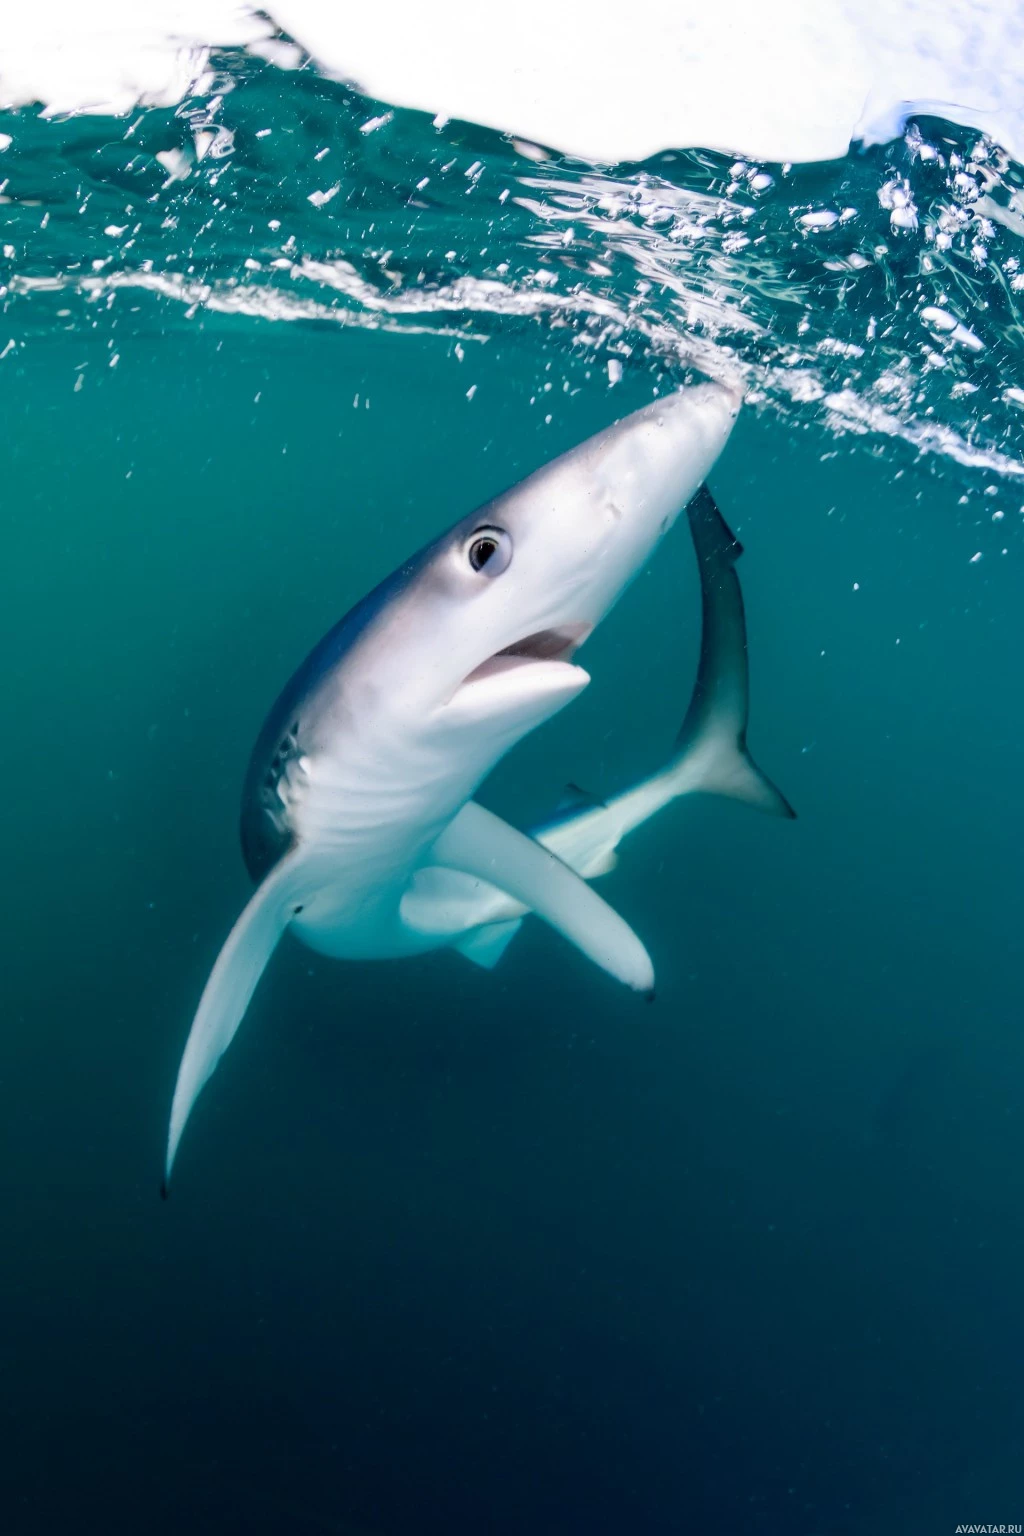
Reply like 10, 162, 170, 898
290, 864, 437, 960
281, 742, 474, 961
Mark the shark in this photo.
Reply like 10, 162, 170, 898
399, 484, 795, 969
163, 383, 743, 1190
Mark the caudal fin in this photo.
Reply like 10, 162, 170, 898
665, 485, 795, 818
163, 849, 306, 1191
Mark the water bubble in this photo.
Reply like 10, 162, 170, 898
799, 209, 839, 231
359, 113, 393, 135
307, 185, 340, 208
154, 147, 190, 183
952, 171, 979, 201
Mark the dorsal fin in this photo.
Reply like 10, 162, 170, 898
556, 782, 607, 814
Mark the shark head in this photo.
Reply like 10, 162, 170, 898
241, 381, 740, 880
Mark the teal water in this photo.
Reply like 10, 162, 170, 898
2, 50, 1024, 1536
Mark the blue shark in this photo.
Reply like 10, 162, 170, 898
164, 384, 741, 1188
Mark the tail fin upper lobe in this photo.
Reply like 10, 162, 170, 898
667, 484, 795, 818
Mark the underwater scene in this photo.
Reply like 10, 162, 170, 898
2, 37, 1024, 1536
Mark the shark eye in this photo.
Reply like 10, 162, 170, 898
467, 526, 512, 575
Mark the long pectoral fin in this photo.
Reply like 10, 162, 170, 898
163, 848, 308, 1191
430, 801, 654, 994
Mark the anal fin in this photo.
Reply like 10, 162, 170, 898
453, 918, 523, 970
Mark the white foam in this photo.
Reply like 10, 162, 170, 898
297, 0, 1024, 163
1, 0, 1024, 164
0, 1, 270, 118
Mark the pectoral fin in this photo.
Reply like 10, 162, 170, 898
430, 801, 654, 994
163, 848, 308, 1191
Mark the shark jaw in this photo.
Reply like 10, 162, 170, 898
437, 622, 595, 744
453, 621, 592, 691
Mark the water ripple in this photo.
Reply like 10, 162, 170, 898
2, 52, 1023, 478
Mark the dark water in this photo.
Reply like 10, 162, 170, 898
2, 50, 1024, 1536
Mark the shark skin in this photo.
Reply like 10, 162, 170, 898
400, 486, 796, 966
164, 383, 740, 1189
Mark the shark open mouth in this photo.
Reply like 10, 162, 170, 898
460, 623, 592, 687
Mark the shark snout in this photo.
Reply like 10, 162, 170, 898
522, 379, 742, 629
640, 380, 742, 485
